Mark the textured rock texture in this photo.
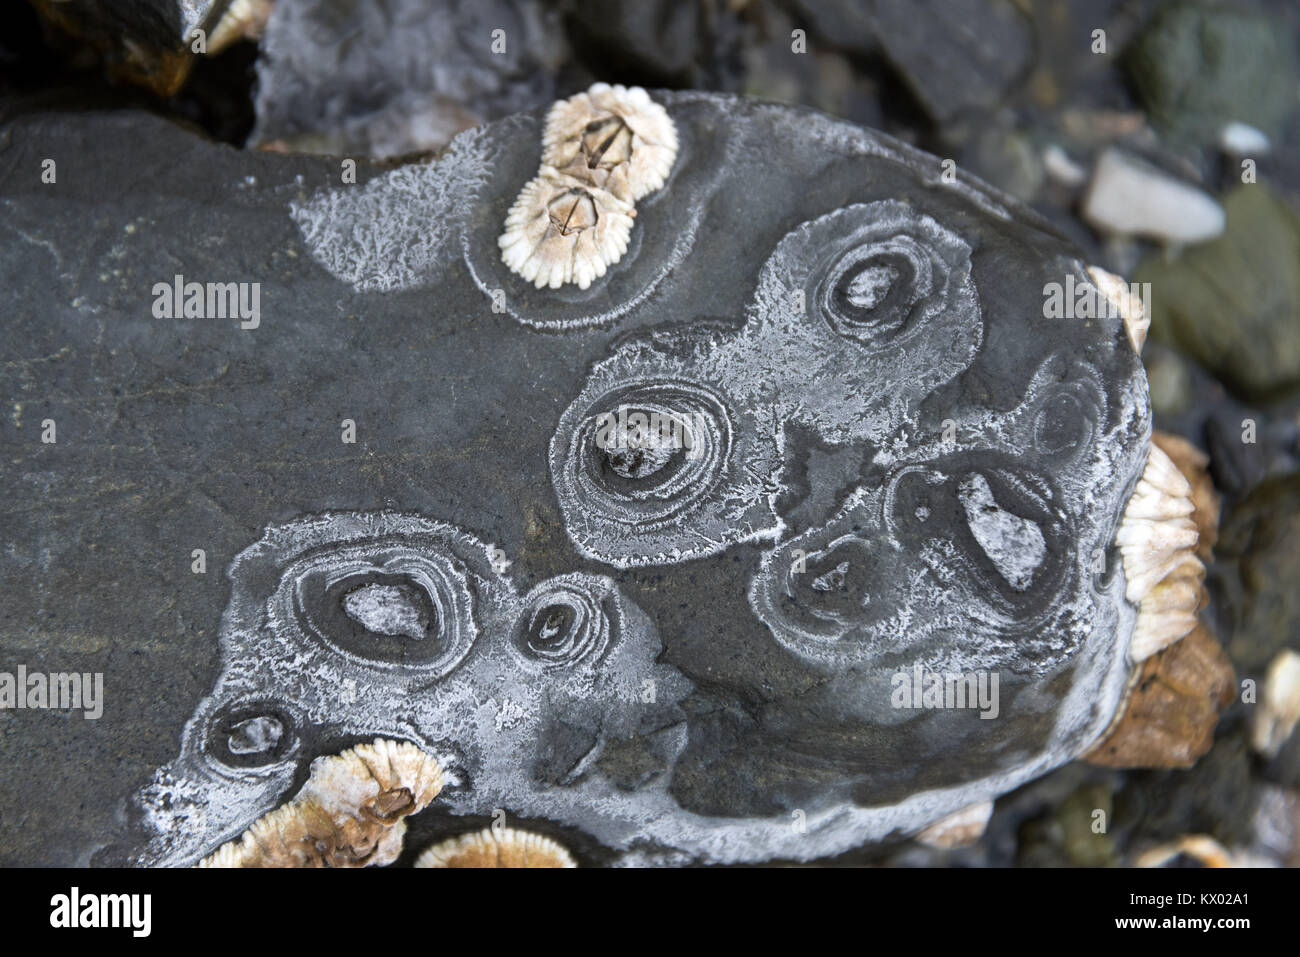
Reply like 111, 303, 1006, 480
0, 93, 1151, 867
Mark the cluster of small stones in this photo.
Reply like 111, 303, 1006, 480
499, 84, 678, 289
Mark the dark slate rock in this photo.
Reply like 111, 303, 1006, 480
1114, 721, 1260, 849
562, 0, 743, 90
0, 92, 1149, 867
1213, 473, 1300, 678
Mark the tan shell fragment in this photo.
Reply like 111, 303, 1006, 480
1252, 649, 1300, 759
914, 801, 994, 849
1134, 834, 1234, 868
542, 83, 679, 202
1085, 623, 1235, 768
499, 172, 636, 290
199, 738, 443, 868
1116, 442, 1203, 661
414, 826, 577, 868
208, 0, 275, 55
1087, 265, 1150, 354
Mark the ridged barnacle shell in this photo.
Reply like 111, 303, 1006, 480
199, 738, 443, 868
499, 83, 677, 290
542, 82, 679, 203
414, 827, 577, 868
300, 737, 445, 822
1087, 264, 1151, 354
1116, 443, 1204, 662
499, 170, 636, 290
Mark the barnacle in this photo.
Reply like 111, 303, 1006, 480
1086, 431, 1232, 769
208, 0, 275, 55
199, 738, 443, 867
1116, 443, 1203, 661
414, 827, 577, 868
1085, 623, 1235, 768
1087, 265, 1151, 354
542, 83, 679, 203
499, 84, 677, 289
499, 172, 636, 289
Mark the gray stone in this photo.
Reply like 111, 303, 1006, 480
791, 0, 1034, 124
1126, 1, 1299, 147
1137, 185, 1300, 402
1082, 148, 1225, 244
1214, 473, 1300, 679
0, 93, 1150, 867
250, 0, 568, 157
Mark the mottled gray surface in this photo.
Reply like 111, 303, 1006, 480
250, 0, 568, 157
0, 93, 1149, 866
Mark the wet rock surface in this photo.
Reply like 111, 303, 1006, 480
4, 0, 1300, 868
1, 93, 1152, 865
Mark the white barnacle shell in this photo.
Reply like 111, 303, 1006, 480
542, 83, 679, 202
1087, 265, 1150, 354
300, 737, 445, 820
1252, 650, 1300, 759
1116, 443, 1204, 662
208, 0, 274, 55
199, 738, 443, 868
414, 826, 577, 868
499, 83, 676, 290
498, 170, 636, 290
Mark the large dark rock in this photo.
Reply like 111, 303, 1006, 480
0, 92, 1150, 866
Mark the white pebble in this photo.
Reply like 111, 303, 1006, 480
1082, 148, 1225, 245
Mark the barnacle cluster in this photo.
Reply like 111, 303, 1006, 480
415, 826, 577, 868
1116, 443, 1204, 662
499, 83, 678, 289
199, 739, 444, 868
